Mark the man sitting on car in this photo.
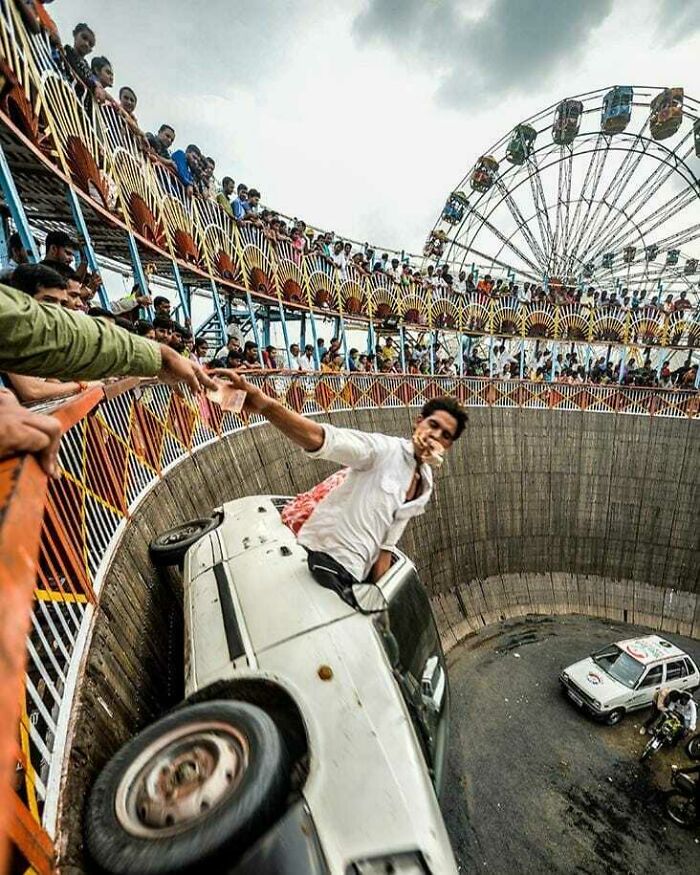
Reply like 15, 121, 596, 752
210, 369, 467, 588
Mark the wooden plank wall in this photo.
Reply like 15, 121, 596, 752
55, 406, 699, 871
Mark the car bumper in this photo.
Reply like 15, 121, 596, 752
559, 675, 607, 718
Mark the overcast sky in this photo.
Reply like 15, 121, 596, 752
53, 0, 700, 255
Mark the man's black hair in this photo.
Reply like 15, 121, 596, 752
170, 323, 187, 337
152, 315, 172, 330
244, 340, 258, 352
206, 156, 216, 167
158, 123, 175, 134
237, 183, 248, 193
73, 22, 94, 37
227, 349, 244, 363
90, 56, 111, 74
10, 263, 67, 296
40, 259, 78, 280
115, 317, 134, 331
119, 85, 136, 99
195, 337, 208, 348
153, 295, 170, 307
186, 144, 202, 156
248, 188, 260, 199
45, 229, 77, 250
135, 320, 154, 336
8, 232, 23, 251
420, 396, 468, 440
222, 176, 234, 186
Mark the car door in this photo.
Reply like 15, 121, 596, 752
665, 658, 692, 691
629, 664, 664, 709
383, 568, 450, 796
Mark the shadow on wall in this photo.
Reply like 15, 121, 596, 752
55, 405, 699, 870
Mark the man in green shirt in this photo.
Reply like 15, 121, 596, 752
0, 284, 216, 473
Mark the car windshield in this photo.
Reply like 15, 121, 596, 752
592, 646, 645, 688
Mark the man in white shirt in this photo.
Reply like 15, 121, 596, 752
298, 344, 316, 371
330, 241, 347, 279
210, 369, 467, 585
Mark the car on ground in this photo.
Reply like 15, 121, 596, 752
560, 634, 700, 726
86, 495, 457, 875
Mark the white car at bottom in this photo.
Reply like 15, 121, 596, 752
86, 495, 458, 875
560, 634, 699, 726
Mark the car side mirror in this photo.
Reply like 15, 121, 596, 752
421, 655, 446, 713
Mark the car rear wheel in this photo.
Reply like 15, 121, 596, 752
149, 517, 219, 567
86, 700, 290, 875
604, 708, 625, 726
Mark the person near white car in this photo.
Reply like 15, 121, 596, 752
669, 691, 698, 734
211, 369, 467, 588
640, 687, 677, 735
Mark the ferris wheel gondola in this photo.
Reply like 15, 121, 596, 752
425, 85, 700, 301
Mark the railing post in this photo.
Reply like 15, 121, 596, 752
65, 187, 110, 309
171, 260, 192, 324
0, 144, 39, 262
124, 232, 154, 320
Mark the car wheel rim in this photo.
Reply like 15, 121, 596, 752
115, 721, 249, 838
159, 523, 205, 545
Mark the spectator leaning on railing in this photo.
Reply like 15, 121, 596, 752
0, 283, 216, 474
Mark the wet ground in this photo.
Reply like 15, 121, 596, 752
441, 615, 700, 874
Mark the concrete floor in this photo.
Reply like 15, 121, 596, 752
441, 615, 700, 875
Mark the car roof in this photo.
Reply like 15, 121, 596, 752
616, 635, 686, 665
213, 495, 410, 655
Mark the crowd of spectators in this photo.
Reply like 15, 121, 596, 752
25, 7, 700, 319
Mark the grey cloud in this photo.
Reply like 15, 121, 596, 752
655, 0, 700, 46
353, 0, 614, 107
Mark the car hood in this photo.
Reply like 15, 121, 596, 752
565, 657, 631, 703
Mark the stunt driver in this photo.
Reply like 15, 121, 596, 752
212, 370, 466, 588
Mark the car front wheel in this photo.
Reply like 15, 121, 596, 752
149, 517, 220, 567
604, 708, 625, 726
86, 700, 290, 875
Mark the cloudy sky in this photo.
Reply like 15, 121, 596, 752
53, 0, 700, 255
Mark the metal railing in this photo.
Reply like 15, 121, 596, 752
1, 376, 698, 871
0, 2, 698, 350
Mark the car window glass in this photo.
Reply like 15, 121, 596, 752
684, 658, 697, 676
387, 570, 438, 682
665, 660, 687, 681
638, 666, 664, 688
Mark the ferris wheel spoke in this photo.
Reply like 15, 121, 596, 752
595, 186, 697, 256
494, 178, 547, 270
589, 135, 696, 258
566, 138, 611, 267
464, 205, 542, 274
525, 152, 555, 261
447, 236, 540, 282
558, 145, 576, 276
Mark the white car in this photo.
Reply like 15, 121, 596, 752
560, 635, 700, 726
86, 496, 458, 875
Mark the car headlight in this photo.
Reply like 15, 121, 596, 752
591, 699, 601, 709
561, 672, 569, 682
348, 851, 429, 874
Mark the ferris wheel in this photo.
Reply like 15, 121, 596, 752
426, 86, 700, 299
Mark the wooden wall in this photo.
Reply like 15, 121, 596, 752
55, 407, 699, 870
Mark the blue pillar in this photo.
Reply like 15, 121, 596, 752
618, 346, 628, 384
262, 307, 271, 348
519, 338, 525, 379
66, 187, 110, 309
367, 317, 376, 357
338, 314, 349, 369
549, 341, 557, 383
171, 260, 192, 324
695, 355, 700, 389
488, 335, 494, 378
277, 302, 292, 368
429, 331, 436, 376
125, 232, 155, 320
400, 324, 407, 373
307, 310, 320, 368
210, 279, 227, 340
300, 312, 307, 349
242, 287, 264, 365
0, 144, 39, 262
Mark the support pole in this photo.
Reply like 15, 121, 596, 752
0, 144, 39, 262
243, 287, 264, 366
171, 260, 192, 324
400, 324, 407, 373
618, 345, 628, 384
66, 187, 110, 309
307, 310, 320, 369
209, 279, 227, 344
367, 317, 376, 357
519, 338, 525, 379
300, 312, 307, 350
125, 232, 155, 320
338, 314, 349, 370
276, 301, 292, 368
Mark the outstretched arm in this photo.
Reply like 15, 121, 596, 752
210, 370, 324, 451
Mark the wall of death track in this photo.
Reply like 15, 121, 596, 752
55, 407, 699, 869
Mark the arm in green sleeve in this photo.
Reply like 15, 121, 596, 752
0, 284, 162, 380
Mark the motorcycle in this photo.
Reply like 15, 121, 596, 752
686, 733, 700, 761
664, 765, 699, 828
640, 711, 685, 762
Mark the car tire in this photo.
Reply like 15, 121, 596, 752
85, 700, 290, 875
685, 734, 700, 761
604, 708, 625, 726
149, 517, 219, 567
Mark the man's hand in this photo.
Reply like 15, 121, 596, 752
159, 345, 217, 394
136, 295, 152, 307
208, 369, 267, 413
0, 390, 61, 477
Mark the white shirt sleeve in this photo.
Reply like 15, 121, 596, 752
689, 700, 698, 731
110, 296, 139, 315
383, 517, 409, 547
305, 424, 383, 470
